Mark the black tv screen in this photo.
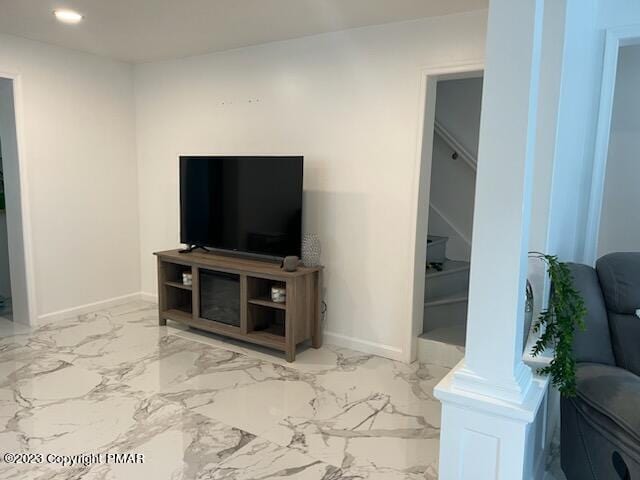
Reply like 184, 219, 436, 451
180, 156, 303, 258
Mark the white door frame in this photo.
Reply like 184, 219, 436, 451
584, 25, 640, 265
0, 72, 38, 325
406, 61, 483, 363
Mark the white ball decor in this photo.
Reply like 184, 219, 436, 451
301, 234, 321, 267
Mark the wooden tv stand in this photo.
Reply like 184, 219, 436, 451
154, 249, 323, 362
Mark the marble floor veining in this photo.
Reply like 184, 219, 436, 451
0, 300, 448, 479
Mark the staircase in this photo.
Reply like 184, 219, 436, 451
419, 83, 481, 367
418, 235, 469, 367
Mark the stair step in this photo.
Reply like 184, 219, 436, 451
425, 260, 470, 301
426, 260, 470, 278
418, 326, 466, 368
423, 325, 466, 347
426, 235, 448, 264
424, 294, 468, 307
423, 294, 468, 333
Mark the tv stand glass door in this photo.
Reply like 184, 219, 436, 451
199, 270, 240, 327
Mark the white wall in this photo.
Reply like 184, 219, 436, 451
436, 77, 483, 159
549, 0, 640, 264
543, 0, 599, 264
134, 12, 487, 359
597, 45, 640, 256
427, 77, 483, 261
0, 35, 141, 320
597, 0, 640, 28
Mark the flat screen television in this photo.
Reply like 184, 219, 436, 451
180, 155, 303, 258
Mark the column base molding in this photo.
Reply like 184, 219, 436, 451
435, 364, 550, 480
451, 359, 534, 404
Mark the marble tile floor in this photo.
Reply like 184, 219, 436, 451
0, 300, 448, 479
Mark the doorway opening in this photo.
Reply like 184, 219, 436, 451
596, 45, 640, 258
585, 27, 640, 264
0, 76, 34, 325
411, 67, 483, 366
0, 134, 11, 320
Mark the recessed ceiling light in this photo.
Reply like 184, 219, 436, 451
53, 9, 83, 24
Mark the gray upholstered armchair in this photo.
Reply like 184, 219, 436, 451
562, 253, 640, 480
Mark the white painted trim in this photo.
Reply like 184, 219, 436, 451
434, 120, 477, 172
35, 288, 402, 362
583, 25, 640, 265
140, 292, 158, 303
0, 72, 38, 326
436, 366, 550, 480
143, 287, 403, 360
429, 202, 472, 246
406, 60, 484, 364
436, 364, 550, 424
34, 288, 402, 362
532, 436, 548, 480
37, 292, 144, 324
452, 359, 534, 404
323, 330, 404, 361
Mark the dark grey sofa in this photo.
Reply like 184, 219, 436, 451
562, 253, 640, 480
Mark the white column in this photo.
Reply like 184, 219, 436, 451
435, 0, 554, 478
453, 0, 544, 402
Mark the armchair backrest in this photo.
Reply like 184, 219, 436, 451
596, 252, 640, 376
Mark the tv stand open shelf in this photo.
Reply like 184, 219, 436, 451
154, 249, 323, 362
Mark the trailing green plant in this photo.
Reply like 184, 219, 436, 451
529, 252, 587, 397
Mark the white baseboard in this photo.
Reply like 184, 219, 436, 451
36, 293, 405, 363
323, 330, 405, 362
37, 292, 145, 324
140, 292, 158, 303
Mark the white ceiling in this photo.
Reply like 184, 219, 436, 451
0, 0, 488, 63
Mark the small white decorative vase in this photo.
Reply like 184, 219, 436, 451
271, 286, 286, 304
301, 234, 321, 267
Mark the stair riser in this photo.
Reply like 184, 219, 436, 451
417, 337, 465, 368
425, 269, 470, 301
423, 300, 468, 332
426, 236, 448, 264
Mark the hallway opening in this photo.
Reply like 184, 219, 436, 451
410, 68, 484, 366
0, 133, 12, 320
597, 44, 640, 258
0, 76, 34, 325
